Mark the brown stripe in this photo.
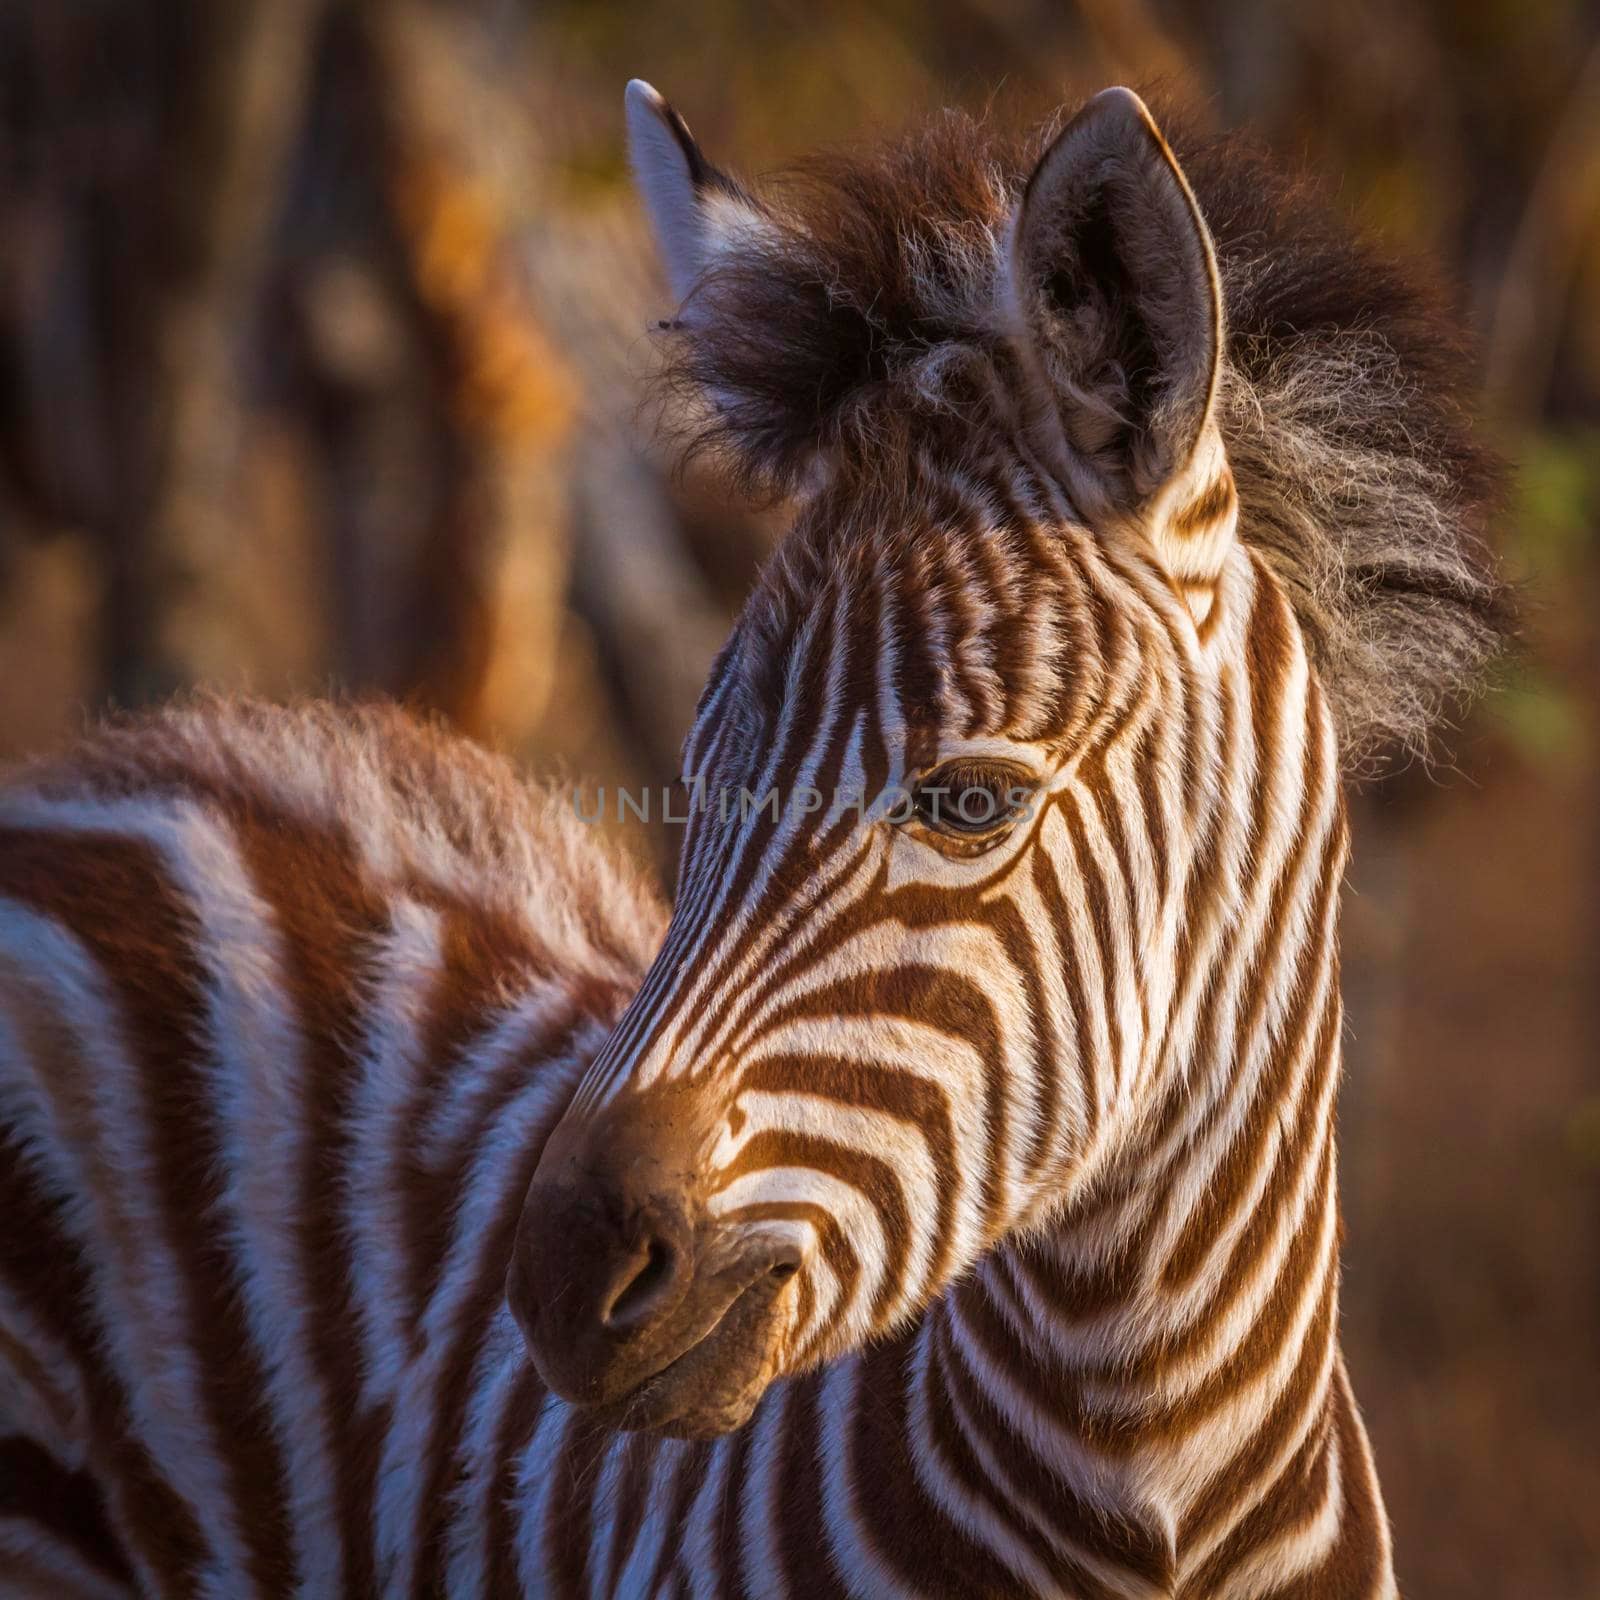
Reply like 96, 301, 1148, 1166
541, 1409, 602, 1599
229, 811, 392, 1596
937, 1297, 1170, 1591
1177, 1268, 1342, 1557
1061, 792, 1126, 1098
0, 828, 296, 1591
1176, 1394, 1333, 1594
719, 1199, 856, 1365
0, 992, 204, 1594
711, 1411, 757, 1598
0, 1434, 135, 1588
1304, 1360, 1390, 1597
844, 1331, 1035, 1593
772, 1379, 850, 1598
723, 1131, 909, 1330
642, 1439, 713, 1597
1155, 1223, 1338, 1458
482, 1364, 542, 1596
748, 943, 1008, 1241
1130, 723, 1171, 909
988, 895, 1062, 1183
740, 1053, 957, 1294
1170, 471, 1237, 540
1161, 685, 1333, 1292
1032, 841, 1099, 1147
599, 1429, 656, 1593
407, 1115, 561, 1599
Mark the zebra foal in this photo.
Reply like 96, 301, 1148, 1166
0, 84, 1507, 1597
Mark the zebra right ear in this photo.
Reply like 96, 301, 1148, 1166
1009, 88, 1224, 511
625, 80, 767, 306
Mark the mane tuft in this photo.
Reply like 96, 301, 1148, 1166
651, 104, 1513, 773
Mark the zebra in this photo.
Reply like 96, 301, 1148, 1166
0, 83, 1507, 1598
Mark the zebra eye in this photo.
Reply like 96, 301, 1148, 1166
909, 760, 1036, 844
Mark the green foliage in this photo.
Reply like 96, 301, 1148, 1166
1486, 429, 1598, 770
1490, 670, 1588, 767
1510, 428, 1600, 578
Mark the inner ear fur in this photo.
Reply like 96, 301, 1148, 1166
1011, 87, 1224, 506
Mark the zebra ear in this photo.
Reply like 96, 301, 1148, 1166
1010, 88, 1224, 512
625, 80, 766, 306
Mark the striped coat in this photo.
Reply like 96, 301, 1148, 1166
0, 682, 1388, 1599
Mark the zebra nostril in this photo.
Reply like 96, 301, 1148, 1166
602, 1236, 682, 1333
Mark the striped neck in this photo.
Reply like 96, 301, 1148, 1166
949, 943, 1358, 1587
924, 572, 1394, 1590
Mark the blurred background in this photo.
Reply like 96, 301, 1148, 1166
0, 1, 1595, 1591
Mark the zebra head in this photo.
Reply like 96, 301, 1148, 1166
508, 84, 1292, 1438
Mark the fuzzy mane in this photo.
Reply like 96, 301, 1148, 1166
653, 105, 1512, 774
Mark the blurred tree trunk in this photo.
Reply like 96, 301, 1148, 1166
145, 0, 321, 696
0, 1, 324, 706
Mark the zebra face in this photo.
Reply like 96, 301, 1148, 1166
510, 85, 1248, 1437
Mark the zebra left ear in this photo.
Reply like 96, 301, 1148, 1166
1011, 88, 1236, 619
625, 80, 768, 306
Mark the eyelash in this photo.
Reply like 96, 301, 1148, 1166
905, 760, 1037, 848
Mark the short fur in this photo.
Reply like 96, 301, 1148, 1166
653, 104, 1512, 772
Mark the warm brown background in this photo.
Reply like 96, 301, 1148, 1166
0, 3, 1596, 1593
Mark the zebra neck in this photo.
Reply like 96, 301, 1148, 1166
937, 899, 1388, 1583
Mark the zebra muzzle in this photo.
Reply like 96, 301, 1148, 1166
506, 1096, 800, 1435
